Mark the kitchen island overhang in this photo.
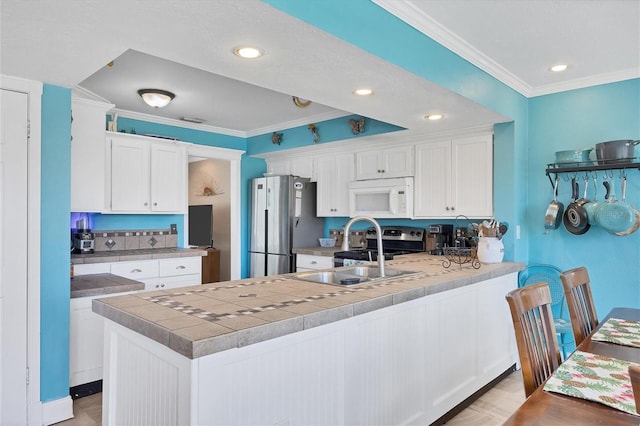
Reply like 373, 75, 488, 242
94, 254, 524, 425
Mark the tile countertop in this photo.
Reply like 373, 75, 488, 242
71, 273, 145, 298
71, 247, 207, 264
292, 246, 345, 256
92, 253, 524, 359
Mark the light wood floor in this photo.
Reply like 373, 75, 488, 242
55, 370, 525, 426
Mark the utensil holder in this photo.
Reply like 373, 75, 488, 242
477, 237, 504, 263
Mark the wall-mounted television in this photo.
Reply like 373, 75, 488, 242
188, 205, 213, 247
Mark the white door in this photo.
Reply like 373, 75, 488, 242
0, 88, 29, 425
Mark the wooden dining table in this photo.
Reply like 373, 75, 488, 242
503, 307, 640, 425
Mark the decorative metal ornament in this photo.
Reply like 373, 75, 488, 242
308, 124, 320, 143
350, 117, 365, 135
292, 96, 312, 108
271, 132, 283, 145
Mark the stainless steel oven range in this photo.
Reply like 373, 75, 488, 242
333, 226, 426, 267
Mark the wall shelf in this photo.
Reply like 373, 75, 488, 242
545, 161, 640, 187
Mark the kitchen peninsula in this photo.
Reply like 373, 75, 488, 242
93, 253, 523, 425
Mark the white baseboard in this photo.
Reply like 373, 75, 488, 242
41, 396, 73, 425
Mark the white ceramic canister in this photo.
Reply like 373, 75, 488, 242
476, 237, 504, 263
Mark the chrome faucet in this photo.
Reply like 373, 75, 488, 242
342, 215, 385, 277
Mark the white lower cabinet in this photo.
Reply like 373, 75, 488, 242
414, 134, 493, 218
315, 153, 354, 216
101, 273, 517, 426
296, 254, 333, 272
70, 256, 202, 388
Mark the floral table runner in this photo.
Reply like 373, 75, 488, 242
544, 350, 639, 416
591, 318, 640, 348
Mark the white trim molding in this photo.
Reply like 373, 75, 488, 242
373, 0, 640, 98
0, 74, 43, 426
41, 396, 73, 426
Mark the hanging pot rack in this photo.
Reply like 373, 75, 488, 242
545, 160, 640, 188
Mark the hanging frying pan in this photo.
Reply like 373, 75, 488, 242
563, 177, 590, 234
583, 175, 601, 225
544, 176, 564, 231
597, 178, 636, 234
615, 176, 640, 236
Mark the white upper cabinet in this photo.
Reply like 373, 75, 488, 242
355, 145, 413, 180
108, 133, 185, 213
266, 156, 314, 179
70, 98, 113, 212
315, 153, 354, 217
414, 134, 493, 218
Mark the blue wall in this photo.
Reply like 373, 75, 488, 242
528, 80, 640, 317
41, 85, 72, 402
246, 115, 403, 155
265, 0, 530, 262
37, 0, 639, 406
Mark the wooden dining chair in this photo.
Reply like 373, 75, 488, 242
560, 266, 599, 347
506, 282, 562, 397
629, 364, 640, 413
518, 264, 574, 359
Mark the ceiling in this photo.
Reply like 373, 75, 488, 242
2, 1, 638, 138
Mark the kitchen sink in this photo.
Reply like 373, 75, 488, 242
293, 266, 416, 286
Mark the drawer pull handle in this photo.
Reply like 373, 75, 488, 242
311, 261, 317, 264
176, 265, 186, 270
131, 268, 142, 273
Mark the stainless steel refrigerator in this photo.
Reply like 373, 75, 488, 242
250, 175, 324, 277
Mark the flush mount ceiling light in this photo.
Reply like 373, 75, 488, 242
425, 114, 443, 121
137, 89, 175, 108
354, 88, 374, 96
550, 64, 568, 72
234, 46, 263, 59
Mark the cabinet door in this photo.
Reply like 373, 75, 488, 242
381, 145, 413, 178
451, 135, 493, 218
316, 154, 354, 217
110, 137, 150, 212
289, 157, 314, 179
355, 146, 413, 180
266, 159, 289, 176
70, 100, 111, 212
150, 143, 184, 212
355, 150, 383, 180
70, 296, 105, 387
315, 156, 336, 216
413, 141, 452, 217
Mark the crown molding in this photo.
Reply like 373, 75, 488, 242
244, 110, 351, 137
111, 108, 248, 138
530, 68, 640, 97
373, 0, 532, 96
374, 1, 640, 99
107, 107, 351, 139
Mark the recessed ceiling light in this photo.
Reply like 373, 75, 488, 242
550, 64, 568, 72
425, 114, 443, 121
354, 88, 374, 96
234, 46, 263, 59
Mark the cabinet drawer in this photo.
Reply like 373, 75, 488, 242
296, 254, 333, 270
110, 260, 158, 280
74, 263, 110, 276
144, 274, 201, 291
159, 256, 201, 277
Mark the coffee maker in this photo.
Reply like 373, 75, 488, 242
72, 217, 94, 254
426, 224, 453, 255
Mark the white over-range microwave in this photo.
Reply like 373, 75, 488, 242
348, 177, 414, 218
